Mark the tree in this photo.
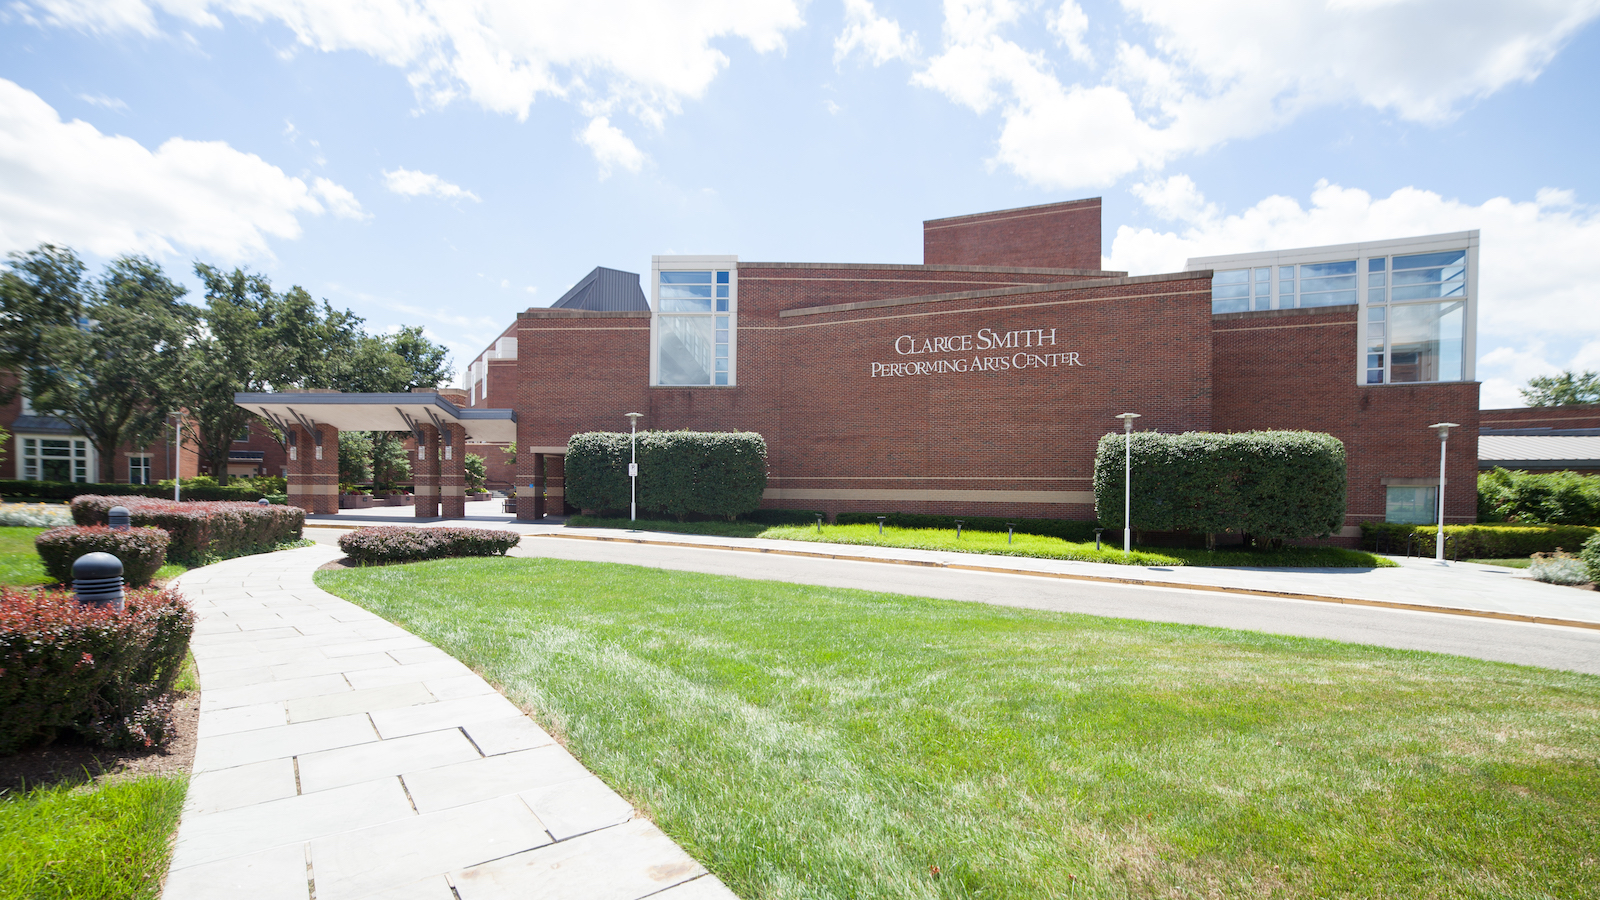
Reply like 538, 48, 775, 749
464, 453, 486, 493
21, 254, 195, 482
0, 245, 88, 405
184, 265, 362, 484
338, 431, 374, 485
1521, 370, 1600, 407
371, 433, 412, 493
329, 326, 452, 394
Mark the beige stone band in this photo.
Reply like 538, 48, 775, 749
762, 488, 1095, 504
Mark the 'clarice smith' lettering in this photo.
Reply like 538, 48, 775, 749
873, 326, 1085, 378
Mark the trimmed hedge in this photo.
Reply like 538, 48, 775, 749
35, 526, 170, 586
566, 431, 767, 521
835, 512, 1100, 542
1360, 522, 1600, 558
338, 527, 521, 564
71, 497, 304, 565
1093, 431, 1347, 540
1478, 467, 1600, 526
0, 586, 193, 753
0, 478, 271, 503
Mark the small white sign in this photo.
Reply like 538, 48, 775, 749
628, 463, 638, 477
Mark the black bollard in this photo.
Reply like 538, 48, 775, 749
1095, 528, 1104, 551
877, 516, 886, 535
1006, 523, 1015, 545
816, 514, 823, 534
108, 505, 131, 531
72, 552, 124, 611
955, 519, 964, 539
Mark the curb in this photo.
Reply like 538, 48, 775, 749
537, 532, 1600, 634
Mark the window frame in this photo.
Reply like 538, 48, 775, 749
17, 434, 94, 483
650, 256, 738, 387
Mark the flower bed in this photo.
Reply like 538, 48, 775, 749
34, 526, 170, 586
71, 497, 304, 565
338, 527, 520, 564
0, 586, 193, 753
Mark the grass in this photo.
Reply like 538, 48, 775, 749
567, 516, 1395, 568
0, 775, 188, 900
317, 557, 1600, 899
1466, 558, 1533, 569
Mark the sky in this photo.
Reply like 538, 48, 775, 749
2, 0, 1598, 408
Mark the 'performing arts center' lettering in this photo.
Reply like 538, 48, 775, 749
873, 327, 1084, 378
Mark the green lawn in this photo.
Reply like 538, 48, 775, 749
0, 775, 188, 900
317, 558, 1600, 899
1465, 558, 1533, 569
566, 517, 1395, 568
0, 526, 186, 587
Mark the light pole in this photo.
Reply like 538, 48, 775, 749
1116, 413, 1141, 554
626, 412, 642, 523
1429, 422, 1459, 565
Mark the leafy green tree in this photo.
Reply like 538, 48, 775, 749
371, 432, 413, 493
329, 326, 452, 393
21, 254, 196, 482
184, 264, 362, 484
1521, 370, 1600, 407
0, 245, 88, 405
338, 430, 374, 486
464, 453, 487, 493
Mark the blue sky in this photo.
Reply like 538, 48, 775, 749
3, 0, 1598, 407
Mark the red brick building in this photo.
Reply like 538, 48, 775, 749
457, 199, 1486, 541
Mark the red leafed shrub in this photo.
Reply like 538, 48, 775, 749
0, 587, 194, 753
338, 526, 521, 564
72, 496, 304, 565
35, 526, 170, 586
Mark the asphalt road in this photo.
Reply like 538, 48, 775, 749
308, 528, 1600, 676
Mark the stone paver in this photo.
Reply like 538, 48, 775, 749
163, 544, 737, 900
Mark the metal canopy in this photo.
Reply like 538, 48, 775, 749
234, 392, 517, 443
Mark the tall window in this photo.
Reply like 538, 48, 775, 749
655, 264, 735, 386
1364, 250, 1467, 384
21, 437, 90, 482
129, 455, 152, 485
1386, 486, 1437, 524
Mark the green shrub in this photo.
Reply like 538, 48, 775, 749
1361, 522, 1600, 558
0, 478, 273, 502
34, 526, 170, 586
70, 497, 304, 565
1093, 431, 1347, 540
835, 512, 1100, 542
566, 431, 767, 521
1529, 551, 1591, 586
0, 586, 193, 753
465, 453, 487, 492
1477, 467, 1600, 525
338, 526, 520, 563
1580, 533, 1600, 584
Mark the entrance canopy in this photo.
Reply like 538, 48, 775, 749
235, 391, 516, 443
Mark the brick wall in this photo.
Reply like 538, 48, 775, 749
923, 198, 1104, 271
1211, 307, 1481, 538
1480, 405, 1600, 430
512, 268, 1214, 521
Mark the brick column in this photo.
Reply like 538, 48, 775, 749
440, 422, 467, 519
414, 425, 440, 518
546, 454, 566, 517
531, 454, 547, 519
286, 425, 312, 513
307, 423, 339, 515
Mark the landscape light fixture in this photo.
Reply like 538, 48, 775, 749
1429, 422, 1460, 565
626, 413, 643, 523
1115, 413, 1142, 553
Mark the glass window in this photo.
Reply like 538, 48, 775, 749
1366, 307, 1386, 384
130, 455, 152, 485
1211, 269, 1250, 313
22, 437, 90, 482
1297, 260, 1357, 307
1386, 486, 1437, 524
234, 425, 251, 442
1277, 266, 1296, 308
1388, 300, 1466, 383
1368, 257, 1386, 272
658, 267, 734, 385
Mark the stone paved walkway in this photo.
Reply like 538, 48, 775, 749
164, 544, 736, 900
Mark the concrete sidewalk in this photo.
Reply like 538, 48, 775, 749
164, 545, 736, 900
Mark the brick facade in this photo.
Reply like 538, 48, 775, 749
1479, 406, 1600, 430
923, 198, 1104, 271
286, 423, 339, 514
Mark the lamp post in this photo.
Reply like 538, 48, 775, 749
1115, 413, 1141, 553
625, 412, 642, 523
1429, 422, 1459, 565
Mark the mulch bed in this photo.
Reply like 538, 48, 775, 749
0, 692, 199, 797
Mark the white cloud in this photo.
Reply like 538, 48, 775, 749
1110, 177, 1600, 407
834, 0, 917, 66
382, 167, 480, 202
0, 78, 353, 260
910, 0, 1600, 190
579, 116, 645, 179
310, 177, 367, 219
824, 99, 843, 114
21, 0, 805, 173
77, 93, 129, 112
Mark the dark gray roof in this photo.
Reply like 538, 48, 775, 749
12, 415, 77, 435
549, 267, 648, 312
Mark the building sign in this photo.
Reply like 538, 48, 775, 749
872, 327, 1083, 378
